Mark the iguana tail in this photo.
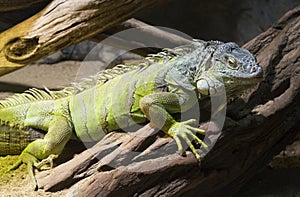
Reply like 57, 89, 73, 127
0, 88, 61, 155
0, 125, 44, 155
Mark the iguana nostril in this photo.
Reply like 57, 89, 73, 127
251, 66, 257, 73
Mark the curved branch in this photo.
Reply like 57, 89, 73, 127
0, 0, 165, 76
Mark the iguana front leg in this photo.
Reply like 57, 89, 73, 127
140, 92, 207, 161
10, 116, 72, 190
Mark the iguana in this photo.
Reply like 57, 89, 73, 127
0, 40, 263, 189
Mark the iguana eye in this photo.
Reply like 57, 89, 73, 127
227, 57, 238, 69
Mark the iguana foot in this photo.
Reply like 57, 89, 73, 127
9, 153, 58, 190
35, 154, 58, 170
168, 119, 208, 161
9, 152, 40, 190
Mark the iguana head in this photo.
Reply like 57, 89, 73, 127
195, 41, 263, 98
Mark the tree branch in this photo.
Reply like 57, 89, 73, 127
0, 0, 165, 76
90, 18, 192, 56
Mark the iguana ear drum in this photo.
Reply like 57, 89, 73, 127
197, 79, 209, 95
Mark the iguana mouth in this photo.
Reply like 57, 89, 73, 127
219, 62, 263, 79
225, 64, 263, 85
195, 67, 263, 98
234, 64, 263, 79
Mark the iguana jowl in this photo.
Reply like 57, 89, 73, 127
0, 40, 263, 187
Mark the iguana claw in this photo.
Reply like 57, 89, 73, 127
35, 154, 58, 170
9, 152, 40, 190
9, 152, 39, 171
9, 153, 58, 190
168, 119, 208, 161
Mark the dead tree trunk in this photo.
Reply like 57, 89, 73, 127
36, 5, 300, 196
0, 0, 165, 76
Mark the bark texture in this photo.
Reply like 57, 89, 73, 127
0, 0, 165, 76
35, 5, 300, 196
91, 18, 193, 56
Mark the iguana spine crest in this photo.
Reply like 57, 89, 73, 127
0, 88, 67, 109
0, 64, 144, 109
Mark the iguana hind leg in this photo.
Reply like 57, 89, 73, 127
10, 116, 72, 190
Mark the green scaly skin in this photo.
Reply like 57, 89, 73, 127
0, 40, 263, 189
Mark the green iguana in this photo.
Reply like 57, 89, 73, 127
0, 40, 263, 189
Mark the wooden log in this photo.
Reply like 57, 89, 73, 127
0, 0, 165, 76
36, 18, 193, 63
35, 5, 300, 196
90, 18, 192, 56
269, 132, 300, 168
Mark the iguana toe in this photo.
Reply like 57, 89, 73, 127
27, 162, 38, 191
9, 152, 40, 190
9, 152, 39, 171
35, 154, 58, 170
168, 119, 207, 161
